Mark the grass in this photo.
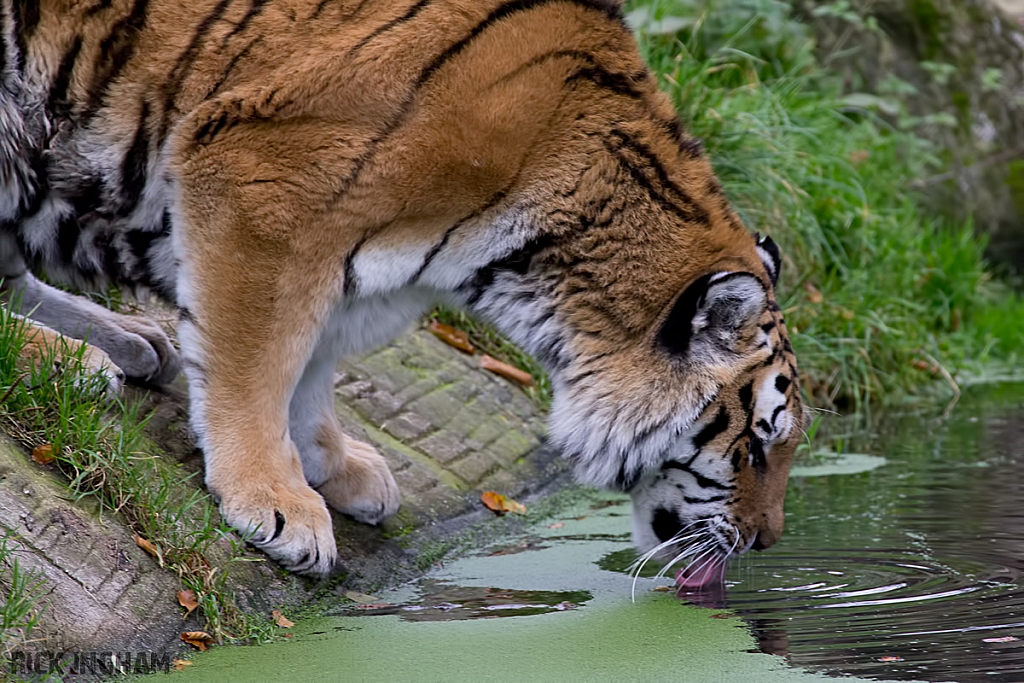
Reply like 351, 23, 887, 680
0, 309, 276, 646
630, 0, 1024, 407
0, 532, 48, 662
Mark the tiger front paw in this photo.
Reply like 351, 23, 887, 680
215, 478, 337, 575
317, 435, 400, 525
112, 315, 181, 385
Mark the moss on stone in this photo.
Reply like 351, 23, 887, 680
908, 0, 949, 59
1005, 159, 1024, 215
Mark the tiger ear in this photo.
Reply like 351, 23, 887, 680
755, 232, 781, 287
657, 272, 767, 359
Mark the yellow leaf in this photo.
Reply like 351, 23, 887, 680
180, 631, 214, 651
479, 355, 534, 387
172, 659, 192, 671
272, 609, 294, 628
480, 491, 526, 516
802, 281, 823, 304
134, 534, 160, 560
427, 321, 474, 354
849, 150, 870, 166
177, 589, 199, 617
31, 444, 54, 465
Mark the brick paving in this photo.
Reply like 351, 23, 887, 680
0, 317, 564, 654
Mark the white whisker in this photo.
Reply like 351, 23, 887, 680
629, 521, 709, 602
655, 537, 715, 580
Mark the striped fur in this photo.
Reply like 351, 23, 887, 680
1, 0, 802, 577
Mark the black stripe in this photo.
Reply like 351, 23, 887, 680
760, 320, 776, 334
693, 406, 729, 449
770, 404, 785, 428
662, 460, 735, 490
13, 1, 41, 72
56, 214, 80, 264
179, 307, 197, 325
774, 374, 791, 394
683, 494, 728, 505
330, 0, 622, 205
119, 101, 151, 214
738, 381, 753, 412
678, 137, 703, 158
86, 0, 115, 16
415, 0, 617, 92
205, 35, 261, 101
47, 36, 83, 115
412, 188, 508, 284
489, 48, 597, 88
605, 129, 708, 225
159, 0, 234, 143
343, 236, 368, 296
350, 0, 430, 54
82, 0, 151, 122
750, 437, 767, 472
223, 0, 270, 44
565, 65, 645, 100
412, 225, 458, 284
310, 0, 334, 18
613, 458, 638, 491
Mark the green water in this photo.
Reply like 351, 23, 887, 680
165, 383, 1024, 682
166, 500, 855, 682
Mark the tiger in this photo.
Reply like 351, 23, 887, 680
0, 0, 803, 584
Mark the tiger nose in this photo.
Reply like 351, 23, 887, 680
751, 528, 780, 551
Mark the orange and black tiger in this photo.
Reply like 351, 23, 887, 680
0, 0, 802, 587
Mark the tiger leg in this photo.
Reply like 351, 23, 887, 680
172, 144, 351, 575
289, 325, 401, 526
0, 234, 179, 386
15, 314, 124, 393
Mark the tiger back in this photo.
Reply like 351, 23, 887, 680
1, 0, 803, 582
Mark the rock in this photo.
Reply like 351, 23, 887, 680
793, 0, 1024, 270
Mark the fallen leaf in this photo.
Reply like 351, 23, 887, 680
353, 602, 393, 610
877, 656, 904, 663
849, 150, 870, 165
134, 534, 160, 560
652, 585, 673, 592
172, 659, 192, 671
344, 591, 383, 604
708, 613, 731, 619
840, 308, 855, 321
479, 355, 534, 387
177, 589, 199, 617
180, 631, 214, 651
282, 633, 293, 638
271, 609, 294, 628
547, 522, 564, 529
802, 281, 823, 304
480, 490, 527, 515
427, 321, 474, 354
31, 444, 54, 465
983, 636, 1019, 643
910, 359, 939, 375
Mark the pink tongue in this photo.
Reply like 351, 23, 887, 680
675, 558, 729, 591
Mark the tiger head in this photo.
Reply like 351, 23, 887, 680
543, 232, 802, 590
